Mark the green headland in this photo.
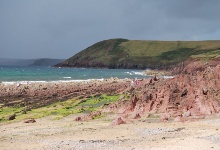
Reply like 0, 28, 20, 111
55, 39, 220, 69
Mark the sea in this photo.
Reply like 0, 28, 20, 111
0, 66, 150, 84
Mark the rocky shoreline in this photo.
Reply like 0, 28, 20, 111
105, 64, 220, 123
1, 64, 220, 123
72, 64, 220, 124
0, 78, 130, 109
1, 64, 220, 149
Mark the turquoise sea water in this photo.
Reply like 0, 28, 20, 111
0, 66, 148, 82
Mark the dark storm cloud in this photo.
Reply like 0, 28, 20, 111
0, 0, 219, 59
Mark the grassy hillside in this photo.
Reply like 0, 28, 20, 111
55, 39, 220, 69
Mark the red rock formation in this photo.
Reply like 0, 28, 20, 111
108, 64, 220, 121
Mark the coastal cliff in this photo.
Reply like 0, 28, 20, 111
55, 39, 220, 70
31, 58, 64, 66
0, 58, 64, 66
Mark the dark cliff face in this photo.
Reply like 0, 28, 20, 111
56, 60, 148, 69
31, 58, 65, 66
54, 39, 220, 70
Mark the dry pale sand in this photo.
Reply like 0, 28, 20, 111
0, 114, 220, 150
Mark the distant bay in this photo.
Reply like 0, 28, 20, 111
0, 66, 149, 83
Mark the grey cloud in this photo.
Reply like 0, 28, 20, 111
158, 0, 220, 20
0, 0, 219, 59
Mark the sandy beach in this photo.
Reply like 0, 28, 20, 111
0, 114, 220, 150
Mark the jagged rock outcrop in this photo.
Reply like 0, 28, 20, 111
105, 64, 220, 121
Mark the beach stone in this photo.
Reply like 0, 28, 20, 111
160, 113, 170, 122
75, 116, 82, 121
24, 118, 36, 123
86, 111, 102, 120
174, 116, 184, 122
7, 114, 16, 120
111, 117, 126, 126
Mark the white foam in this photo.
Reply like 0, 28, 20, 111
125, 72, 133, 75
162, 76, 174, 79
1, 81, 47, 85
132, 71, 145, 76
63, 77, 72, 79
1, 81, 15, 85
49, 78, 105, 83
0, 78, 128, 85
50, 80, 89, 83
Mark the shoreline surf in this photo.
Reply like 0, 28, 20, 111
0, 66, 149, 82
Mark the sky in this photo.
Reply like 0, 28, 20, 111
0, 0, 220, 59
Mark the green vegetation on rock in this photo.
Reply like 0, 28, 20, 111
55, 39, 220, 69
190, 49, 220, 61
0, 94, 120, 123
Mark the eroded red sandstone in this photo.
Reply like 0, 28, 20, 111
105, 64, 220, 123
